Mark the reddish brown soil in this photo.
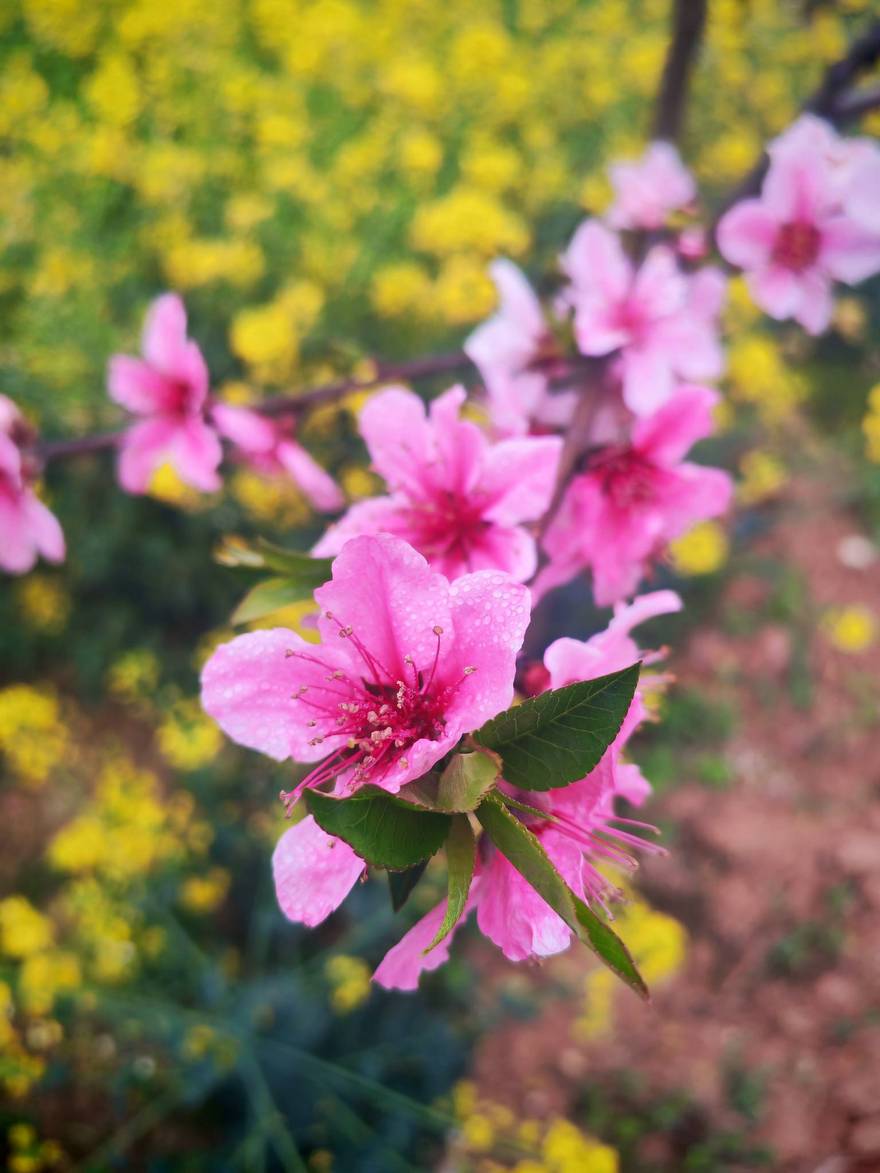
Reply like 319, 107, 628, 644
469, 471, 880, 1172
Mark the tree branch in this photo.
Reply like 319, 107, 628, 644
652, 0, 709, 144
37, 350, 470, 464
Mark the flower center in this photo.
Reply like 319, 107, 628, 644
406, 493, 490, 567
771, 221, 821, 273
589, 445, 659, 509
160, 378, 201, 417
281, 620, 475, 805
613, 297, 651, 342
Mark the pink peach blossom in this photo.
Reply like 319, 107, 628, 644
376, 596, 680, 990
563, 220, 724, 415
108, 294, 223, 493
223, 408, 344, 513
607, 141, 696, 230
313, 386, 561, 582
544, 590, 681, 806
0, 395, 65, 575
272, 814, 365, 927
109, 294, 273, 495
465, 260, 576, 436
840, 144, 880, 237
538, 384, 732, 606
201, 533, 530, 800
717, 130, 880, 335
374, 749, 664, 990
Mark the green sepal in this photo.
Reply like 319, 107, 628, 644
305, 789, 451, 872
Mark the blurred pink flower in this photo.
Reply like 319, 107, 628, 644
222, 408, 344, 513
313, 385, 561, 582
108, 294, 222, 493
544, 589, 681, 806
607, 141, 696, 230
538, 384, 732, 606
839, 141, 880, 237
109, 294, 278, 495
201, 533, 530, 799
0, 395, 65, 575
465, 259, 576, 436
717, 127, 880, 334
563, 220, 724, 415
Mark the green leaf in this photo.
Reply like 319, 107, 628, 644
475, 793, 648, 999
426, 815, 476, 952
216, 535, 333, 582
305, 790, 451, 872
400, 748, 500, 812
387, 862, 428, 912
473, 664, 640, 791
231, 576, 316, 624
255, 541, 333, 581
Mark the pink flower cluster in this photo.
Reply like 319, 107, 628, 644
108, 293, 342, 508
462, 143, 732, 606
376, 590, 679, 989
718, 115, 880, 333
201, 531, 676, 987
0, 395, 64, 575
539, 384, 732, 606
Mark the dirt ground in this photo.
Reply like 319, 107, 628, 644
469, 466, 880, 1172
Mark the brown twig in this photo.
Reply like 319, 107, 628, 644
711, 18, 880, 234
833, 81, 880, 124
652, 0, 709, 144
535, 358, 611, 549
36, 350, 470, 464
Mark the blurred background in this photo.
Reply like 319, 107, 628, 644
1, 0, 880, 1169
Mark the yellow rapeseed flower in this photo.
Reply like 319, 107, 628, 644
862, 385, 880, 463
0, 898, 54, 959
738, 449, 788, 506
542, 1119, 619, 1173
0, 685, 69, 788
821, 605, 877, 655
19, 951, 81, 1016
432, 255, 497, 326
325, 954, 372, 1013
156, 700, 223, 772
370, 262, 433, 319
179, 868, 231, 915
231, 302, 298, 379
15, 575, 70, 634
669, 521, 730, 576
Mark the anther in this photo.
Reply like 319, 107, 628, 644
433, 625, 444, 635
463, 665, 476, 675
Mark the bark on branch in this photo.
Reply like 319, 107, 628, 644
652, 0, 709, 144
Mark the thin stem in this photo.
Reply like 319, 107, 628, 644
535, 357, 610, 547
